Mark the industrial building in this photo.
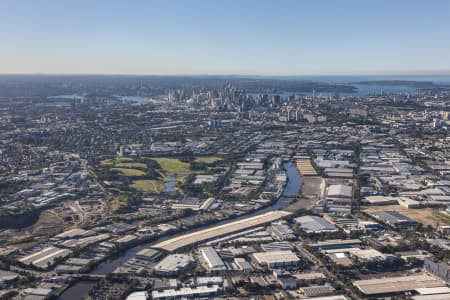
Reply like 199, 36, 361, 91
370, 210, 419, 229
0, 270, 19, 288
300, 284, 335, 297
153, 254, 194, 276
327, 185, 353, 199
353, 274, 446, 296
295, 216, 337, 234
58, 233, 110, 249
53, 228, 95, 240
19, 246, 72, 269
309, 239, 362, 251
251, 250, 300, 269
135, 248, 161, 261
200, 247, 226, 272
363, 196, 399, 206
425, 258, 450, 283
152, 210, 290, 252
152, 285, 219, 299
126, 291, 148, 300
296, 159, 317, 176
234, 257, 254, 272
303, 297, 349, 300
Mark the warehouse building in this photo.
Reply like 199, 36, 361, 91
251, 250, 300, 269
0, 270, 19, 288
300, 284, 335, 297
153, 254, 194, 276
153, 211, 290, 252
135, 248, 161, 261
268, 220, 296, 240
294, 216, 337, 234
327, 185, 353, 199
53, 228, 95, 240
19, 246, 72, 269
200, 247, 226, 272
126, 291, 148, 300
152, 285, 219, 299
363, 196, 399, 206
309, 239, 362, 251
234, 258, 254, 272
370, 211, 419, 229
353, 274, 446, 296
425, 258, 450, 283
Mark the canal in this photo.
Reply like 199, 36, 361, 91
58, 161, 301, 299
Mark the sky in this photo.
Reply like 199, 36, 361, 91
0, 0, 449, 76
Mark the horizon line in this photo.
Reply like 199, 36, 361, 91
0, 71, 450, 77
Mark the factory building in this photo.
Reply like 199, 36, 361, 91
295, 216, 338, 234
353, 274, 445, 296
251, 250, 300, 269
309, 239, 362, 251
153, 254, 194, 276
200, 247, 227, 272
19, 246, 72, 269
152, 285, 219, 299
370, 211, 419, 229
424, 258, 450, 283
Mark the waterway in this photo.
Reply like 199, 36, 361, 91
58, 281, 96, 300
58, 161, 301, 299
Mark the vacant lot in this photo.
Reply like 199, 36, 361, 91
286, 176, 324, 212
362, 205, 450, 228
302, 176, 324, 199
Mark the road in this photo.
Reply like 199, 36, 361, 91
298, 246, 362, 300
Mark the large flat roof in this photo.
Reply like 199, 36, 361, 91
353, 274, 445, 295
252, 250, 300, 264
295, 216, 337, 233
152, 210, 290, 252
19, 246, 72, 269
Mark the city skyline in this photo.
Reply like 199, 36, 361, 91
1, 0, 450, 75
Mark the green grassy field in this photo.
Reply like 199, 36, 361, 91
200, 136, 217, 141
114, 162, 147, 169
194, 156, 222, 164
111, 167, 146, 177
101, 158, 147, 169
152, 157, 191, 174
99, 156, 223, 195
130, 179, 165, 193
101, 157, 135, 165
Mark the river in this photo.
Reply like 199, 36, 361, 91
58, 161, 302, 299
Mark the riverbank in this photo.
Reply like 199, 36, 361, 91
58, 161, 302, 299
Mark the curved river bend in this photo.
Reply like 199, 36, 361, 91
59, 162, 302, 299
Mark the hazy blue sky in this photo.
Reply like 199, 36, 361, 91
1, 0, 449, 75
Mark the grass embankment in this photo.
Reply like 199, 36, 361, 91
8, 212, 64, 249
